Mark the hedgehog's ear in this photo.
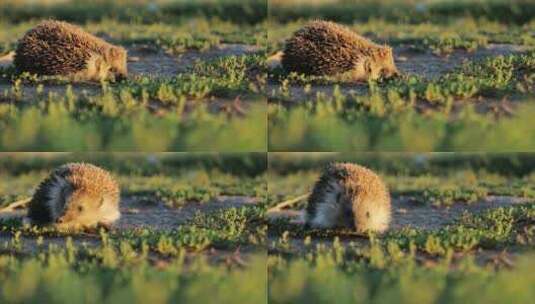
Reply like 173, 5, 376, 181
109, 48, 122, 59
378, 48, 390, 58
110, 48, 118, 58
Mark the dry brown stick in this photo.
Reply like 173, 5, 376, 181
266, 51, 284, 70
0, 197, 31, 213
0, 51, 15, 69
267, 193, 310, 213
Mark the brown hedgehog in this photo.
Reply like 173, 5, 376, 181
14, 20, 127, 81
305, 162, 391, 233
27, 163, 121, 230
281, 21, 399, 81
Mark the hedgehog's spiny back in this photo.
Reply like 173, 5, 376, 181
306, 162, 391, 231
338, 163, 391, 232
14, 20, 118, 76
282, 21, 389, 77
337, 163, 390, 202
65, 163, 120, 202
282, 21, 375, 76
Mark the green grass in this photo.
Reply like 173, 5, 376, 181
268, 153, 535, 304
269, 47, 535, 151
267, 0, 535, 151
0, 1, 267, 151
0, 0, 266, 25
0, 153, 266, 302
0, 247, 266, 303
269, 204, 535, 303
269, 249, 535, 304
0, 52, 268, 151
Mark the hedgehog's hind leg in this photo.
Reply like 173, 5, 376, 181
72, 53, 111, 82
353, 200, 391, 234
343, 57, 372, 82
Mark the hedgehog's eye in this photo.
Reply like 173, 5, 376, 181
98, 197, 105, 207
364, 61, 371, 73
77, 205, 84, 212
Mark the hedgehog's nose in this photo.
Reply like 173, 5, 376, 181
386, 70, 401, 79
115, 74, 127, 82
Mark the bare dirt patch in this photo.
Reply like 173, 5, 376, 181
390, 195, 530, 230
128, 45, 180, 78
396, 44, 531, 80
117, 195, 259, 230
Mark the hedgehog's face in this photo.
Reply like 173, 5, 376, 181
55, 194, 105, 229
107, 47, 128, 80
374, 47, 400, 79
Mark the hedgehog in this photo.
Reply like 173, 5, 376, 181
14, 20, 127, 81
281, 20, 399, 81
305, 162, 391, 234
26, 163, 121, 231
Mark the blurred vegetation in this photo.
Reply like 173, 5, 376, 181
269, 203, 535, 303
268, 0, 535, 151
270, 240, 535, 304
269, 101, 535, 151
270, 0, 535, 25
0, 0, 267, 25
0, 1, 267, 151
268, 49, 535, 151
268, 153, 535, 176
269, 153, 535, 304
0, 152, 267, 178
0, 244, 266, 303
0, 152, 266, 302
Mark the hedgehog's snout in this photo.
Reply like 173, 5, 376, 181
114, 73, 127, 82
381, 68, 402, 80
392, 67, 403, 77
